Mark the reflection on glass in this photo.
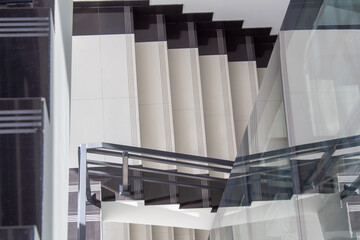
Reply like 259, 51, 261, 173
316, 0, 360, 27
214, 135, 360, 239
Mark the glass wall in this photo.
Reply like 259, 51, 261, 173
213, 1, 360, 239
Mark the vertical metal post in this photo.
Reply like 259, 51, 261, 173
169, 175, 177, 204
120, 151, 130, 195
201, 180, 210, 208
77, 144, 87, 240
242, 166, 251, 206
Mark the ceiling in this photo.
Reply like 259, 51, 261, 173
150, 0, 290, 34
73, 0, 290, 34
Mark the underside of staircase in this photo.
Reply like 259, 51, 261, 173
69, 1, 276, 239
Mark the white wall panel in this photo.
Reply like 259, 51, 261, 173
168, 48, 207, 174
70, 99, 105, 163
45, 0, 73, 239
103, 222, 130, 240
152, 226, 174, 240
130, 224, 152, 240
70, 34, 140, 168
135, 41, 175, 170
257, 67, 267, 88
174, 227, 195, 240
71, 35, 102, 100
195, 229, 210, 240
229, 61, 259, 149
199, 55, 237, 176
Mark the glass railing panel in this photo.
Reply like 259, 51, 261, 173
316, 0, 360, 28
215, 135, 360, 239
238, 39, 288, 157
282, 0, 360, 30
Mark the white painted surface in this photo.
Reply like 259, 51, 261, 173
130, 224, 152, 240
70, 34, 140, 168
152, 225, 174, 240
102, 201, 215, 230
280, 30, 360, 146
135, 41, 175, 169
199, 55, 237, 175
168, 48, 207, 174
228, 61, 259, 149
103, 222, 130, 240
43, 0, 73, 239
195, 229, 210, 240
174, 228, 195, 240
257, 67, 267, 88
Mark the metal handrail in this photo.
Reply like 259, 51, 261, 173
221, 135, 360, 208
77, 142, 233, 240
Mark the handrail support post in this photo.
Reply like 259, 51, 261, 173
120, 151, 131, 197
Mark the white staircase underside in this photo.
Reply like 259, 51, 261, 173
102, 201, 215, 230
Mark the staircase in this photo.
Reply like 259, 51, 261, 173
69, 1, 276, 239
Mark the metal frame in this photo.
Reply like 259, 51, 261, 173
78, 135, 360, 239
77, 142, 233, 240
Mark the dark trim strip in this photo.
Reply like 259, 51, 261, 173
88, 169, 225, 191
317, 25, 360, 30
87, 160, 227, 182
0, 33, 49, 37
0, 17, 49, 21
91, 143, 233, 166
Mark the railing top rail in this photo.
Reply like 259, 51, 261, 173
235, 135, 360, 166
85, 142, 234, 167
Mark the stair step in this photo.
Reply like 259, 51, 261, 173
133, 4, 183, 15
196, 20, 244, 30
198, 28, 237, 177
165, 13, 213, 23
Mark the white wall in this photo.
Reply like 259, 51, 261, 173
135, 41, 176, 169
44, 0, 73, 239
70, 34, 141, 168
168, 48, 207, 174
229, 61, 259, 149
257, 67, 267, 87
199, 55, 237, 177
